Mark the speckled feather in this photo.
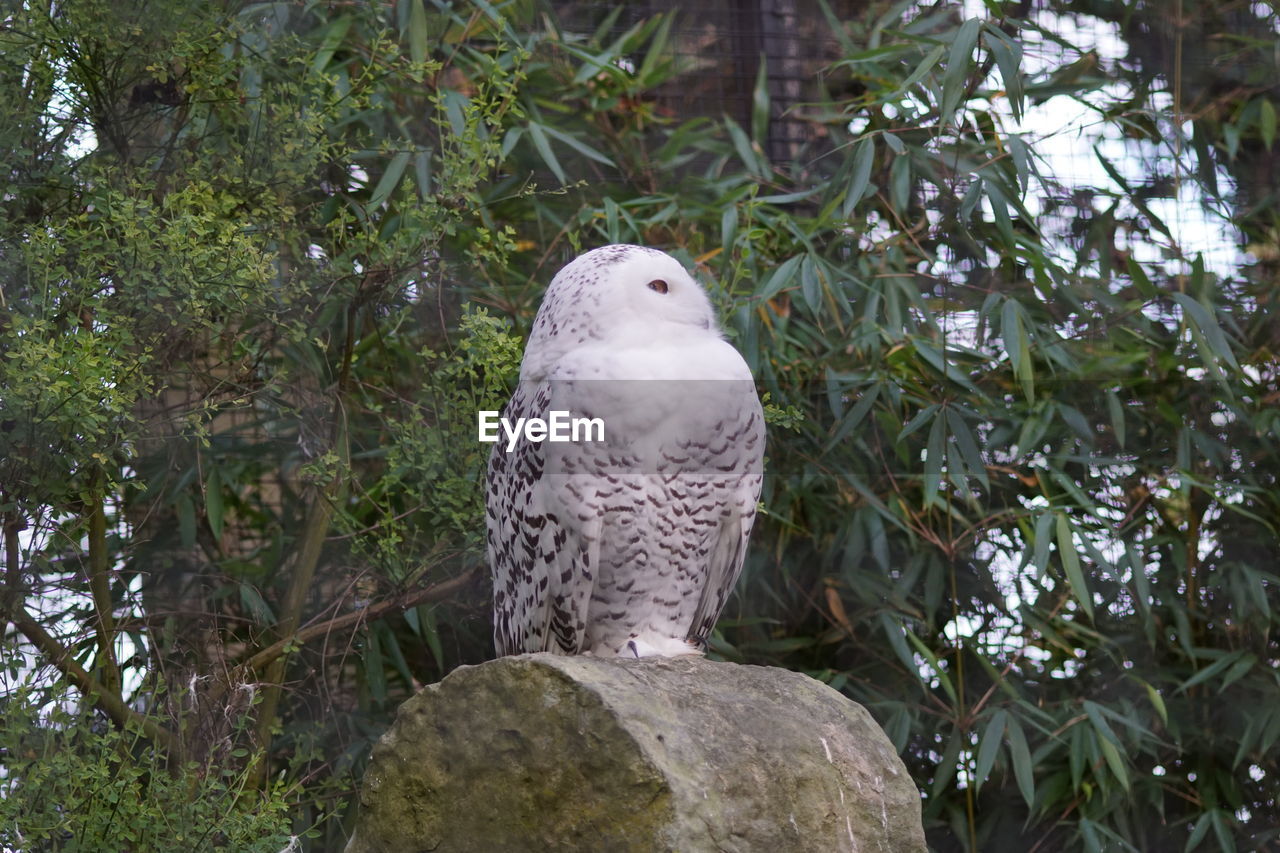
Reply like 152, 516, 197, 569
486, 245, 764, 657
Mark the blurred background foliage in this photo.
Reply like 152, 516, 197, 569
1, 0, 1277, 849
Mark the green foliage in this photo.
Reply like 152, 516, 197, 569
0, 684, 296, 852
3, 0, 1278, 851
346, 306, 522, 583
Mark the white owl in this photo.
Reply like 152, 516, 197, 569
486, 244, 765, 658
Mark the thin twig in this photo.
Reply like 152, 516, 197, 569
235, 568, 477, 677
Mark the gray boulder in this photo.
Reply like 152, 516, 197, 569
345, 653, 925, 853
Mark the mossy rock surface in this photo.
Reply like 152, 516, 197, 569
345, 654, 925, 853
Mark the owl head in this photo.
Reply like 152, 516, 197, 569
520, 245, 720, 379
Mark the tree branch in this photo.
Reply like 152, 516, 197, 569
7, 601, 180, 755
87, 486, 122, 696
236, 568, 477, 677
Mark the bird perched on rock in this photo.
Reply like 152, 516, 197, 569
487, 244, 764, 658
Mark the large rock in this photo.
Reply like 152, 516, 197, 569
345, 654, 925, 853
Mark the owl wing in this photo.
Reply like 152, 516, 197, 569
686, 394, 766, 647
487, 381, 600, 655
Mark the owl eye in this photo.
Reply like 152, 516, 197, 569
647, 279, 669, 294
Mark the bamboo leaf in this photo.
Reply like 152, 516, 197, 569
946, 407, 988, 490
923, 414, 945, 506
843, 137, 875, 216
365, 625, 386, 705
205, 467, 224, 541
311, 15, 353, 75
721, 205, 738, 255
1056, 513, 1094, 620
413, 149, 433, 200
177, 493, 196, 549
407, 0, 428, 67
940, 18, 981, 125
1177, 650, 1246, 694
983, 23, 1024, 122
526, 122, 566, 183
930, 728, 964, 800
726, 115, 766, 176
829, 384, 880, 447
799, 255, 823, 316
899, 403, 940, 442
239, 583, 275, 626
896, 43, 946, 99
1002, 299, 1034, 401
879, 612, 916, 672
542, 125, 615, 167
757, 254, 803, 300
1218, 652, 1256, 693
904, 627, 958, 705
974, 709, 1007, 790
752, 56, 770, 145
1143, 681, 1168, 725
1032, 510, 1054, 578
1006, 718, 1036, 808
368, 150, 410, 211
1172, 292, 1239, 371
1106, 390, 1125, 448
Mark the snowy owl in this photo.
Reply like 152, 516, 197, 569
486, 244, 764, 658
